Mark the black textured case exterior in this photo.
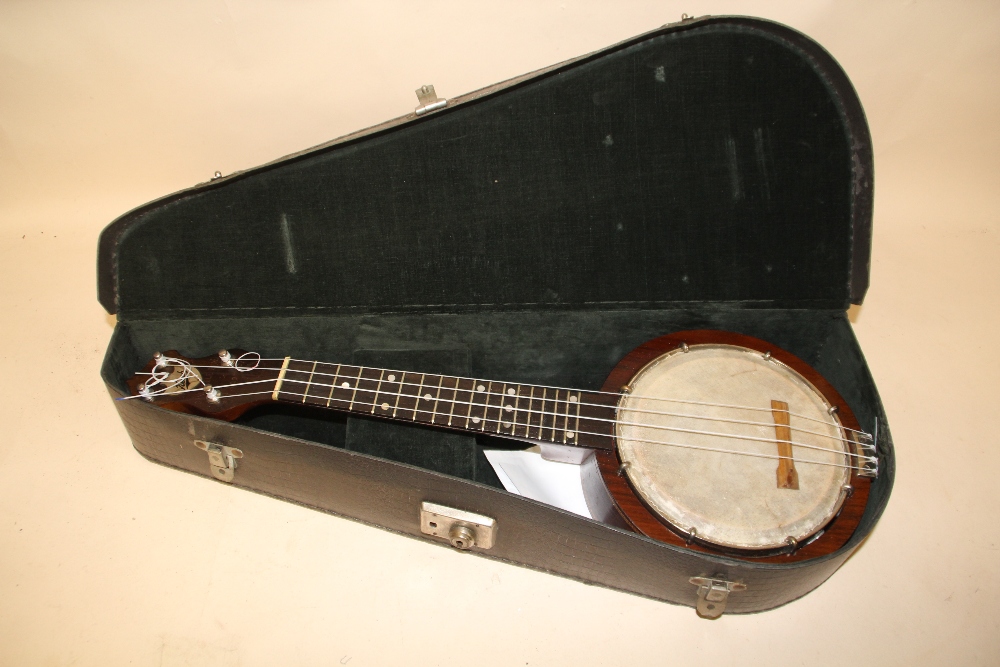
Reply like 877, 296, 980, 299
111, 387, 863, 613
99, 15, 892, 613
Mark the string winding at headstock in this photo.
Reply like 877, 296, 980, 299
124, 349, 280, 420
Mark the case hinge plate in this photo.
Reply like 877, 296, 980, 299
420, 501, 496, 550
689, 576, 747, 619
194, 440, 243, 483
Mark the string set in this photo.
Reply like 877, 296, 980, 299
128, 357, 871, 439
121, 354, 877, 472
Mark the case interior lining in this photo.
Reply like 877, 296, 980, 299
108, 23, 859, 317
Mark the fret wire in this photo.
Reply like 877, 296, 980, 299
482, 381, 492, 432
512, 384, 523, 436
391, 372, 404, 418
527, 386, 537, 439
326, 363, 342, 407
447, 376, 458, 426
499, 383, 509, 433
550, 389, 559, 442
411, 373, 424, 421
574, 392, 582, 442
464, 380, 475, 428
562, 390, 570, 444
495, 383, 504, 432
302, 361, 317, 404
494, 381, 504, 433
432, 375, 444, 426
473, 381, 482, 430
348, 366, 364, 410
540, 388, 549, 441
481, 382, 491, 431
370, 369, 386, 415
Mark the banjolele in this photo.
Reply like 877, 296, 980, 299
125, 330, 878, 563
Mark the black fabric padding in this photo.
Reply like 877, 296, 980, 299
107, 22, 862, 317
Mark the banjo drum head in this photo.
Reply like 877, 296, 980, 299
615, 344, 851, 551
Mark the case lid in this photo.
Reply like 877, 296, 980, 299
98, 16, 873, 319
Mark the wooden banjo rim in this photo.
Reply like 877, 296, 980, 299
597, 330, 872, 563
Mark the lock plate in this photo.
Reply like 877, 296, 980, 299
420, 502, 496, 550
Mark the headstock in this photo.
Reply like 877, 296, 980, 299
124, 349, 281, 421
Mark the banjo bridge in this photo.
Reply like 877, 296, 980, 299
771, 400, 799, 490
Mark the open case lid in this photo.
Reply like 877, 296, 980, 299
97, 16, 873, 319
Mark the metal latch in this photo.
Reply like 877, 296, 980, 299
420, 502, 496, 550
194, 440, 243, 483
689, 576, 747, 619
415, 85, 447, 115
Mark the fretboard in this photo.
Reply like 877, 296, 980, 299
270, 358, 617, 450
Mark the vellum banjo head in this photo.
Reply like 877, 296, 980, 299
599, 330, 873, 560
617, 345, 849, 550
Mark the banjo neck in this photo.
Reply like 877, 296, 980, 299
129, 351, 618, 452
267, 357, 619, 451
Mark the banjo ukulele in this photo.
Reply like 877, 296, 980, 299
124, 330, 878, 563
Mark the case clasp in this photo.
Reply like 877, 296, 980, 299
689, 576, 746, 619
194, 440, 243, 483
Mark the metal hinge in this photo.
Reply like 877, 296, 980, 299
415, 85, 447, 115
194, 440, 243, 483
420, 502, 496, 550
689, 576, 747, 619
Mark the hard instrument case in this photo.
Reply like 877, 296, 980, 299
98, 15, 894, 615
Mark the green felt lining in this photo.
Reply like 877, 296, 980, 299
101, 20, 871, 318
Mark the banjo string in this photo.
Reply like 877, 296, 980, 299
269, 375, 871, 460
123, 372, 876, 464
134, 360, 871, 440
282, 358, 870, 437
151, 386, 871, 473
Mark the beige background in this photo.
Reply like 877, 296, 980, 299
1, 1, 998, 665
